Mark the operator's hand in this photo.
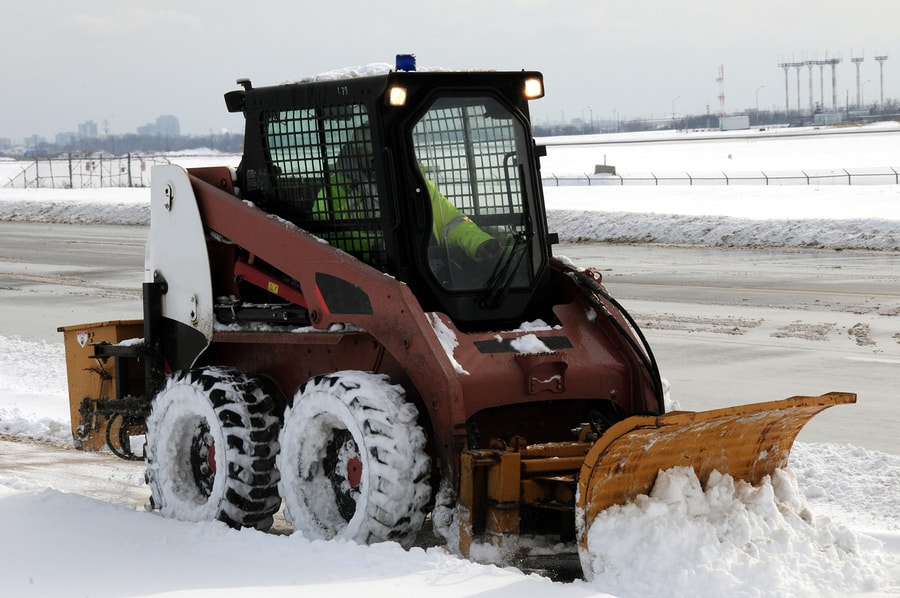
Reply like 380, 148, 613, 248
475, 238, 501, 260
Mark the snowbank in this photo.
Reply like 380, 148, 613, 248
0, 187, 148, 225
2, 184, 899, 250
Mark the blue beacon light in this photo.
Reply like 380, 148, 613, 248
395, 54, 417, 72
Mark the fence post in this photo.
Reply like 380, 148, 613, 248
68, 153, 74, 189
100, 155, 104, 188
47, 155, 55, 189
844, 169, 851, 186
127, 153, 133, 187
723, 172, 729, 186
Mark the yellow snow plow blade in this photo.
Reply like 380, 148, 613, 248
576, 391, 855, 547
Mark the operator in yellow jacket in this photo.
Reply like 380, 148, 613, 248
421, 173, 501, 261
313, 159, 499, 265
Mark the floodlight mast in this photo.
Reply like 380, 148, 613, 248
852, 54, 864, 108
806, 60, 815, 115
779, 62, 791, 114
875, 55, 889, 112
816, 61, 826, 111
779, 53, 842, 115
826, 57, 841, 113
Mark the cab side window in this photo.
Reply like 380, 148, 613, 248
263, 105, 386, 268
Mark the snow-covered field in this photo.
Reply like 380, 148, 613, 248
1, 124, 899, 597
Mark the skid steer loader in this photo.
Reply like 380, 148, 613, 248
59, 56, 854, 578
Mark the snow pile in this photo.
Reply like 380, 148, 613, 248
428, 312, 469, 374
291, 61, 451, 84
584, 467, 889, 597
294, 62, 394, 82
0, 188, 148, 225
0, 336, 71, 444
509, 333, 552, 353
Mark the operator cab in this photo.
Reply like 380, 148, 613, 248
230, 57, 553, 329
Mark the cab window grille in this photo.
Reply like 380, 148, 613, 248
263, 104, 385, 268
412, 96, 533, 292
412, 97, 524, 223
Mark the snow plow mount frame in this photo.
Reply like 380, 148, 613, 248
456, 391, 856, 562
458, 437, 593, 558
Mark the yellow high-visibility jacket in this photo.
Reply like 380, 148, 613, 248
314, 174, 494, 261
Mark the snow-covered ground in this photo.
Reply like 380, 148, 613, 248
1, 124, 899, 597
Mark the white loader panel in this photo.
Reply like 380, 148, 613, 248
145, 165, 214, 352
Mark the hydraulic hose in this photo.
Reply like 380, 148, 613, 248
566, 268, 666, 414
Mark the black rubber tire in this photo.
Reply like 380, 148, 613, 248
145, 367, 281, 530
277, 371, 431, 548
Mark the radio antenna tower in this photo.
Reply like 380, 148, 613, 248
716, 65, 725, 116
875, 55, 889, 111
851, 53, 864, 107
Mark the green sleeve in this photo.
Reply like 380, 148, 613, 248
426, 179, 493, 259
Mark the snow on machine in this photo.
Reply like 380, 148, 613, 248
59, 56, 855, 578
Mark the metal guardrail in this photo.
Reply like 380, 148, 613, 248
542, 167, 900, 187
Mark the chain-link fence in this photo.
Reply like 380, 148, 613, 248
2, 154, 174, 189
9, 153, 900, 190
542, 167, 900, 187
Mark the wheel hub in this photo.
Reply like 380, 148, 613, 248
324, 429, 362, 522
189, 423, 216, 498
346, 455, 362, 488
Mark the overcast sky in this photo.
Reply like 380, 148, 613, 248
3, 0, 899, 141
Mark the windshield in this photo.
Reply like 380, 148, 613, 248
411, 96, 534, 292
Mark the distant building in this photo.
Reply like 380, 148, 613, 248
78, 121, 99, 138
814, 112, 843, 126
137, 115, 181, 137
56, 132, 78, 145
25, 134, 45, 148
719, 115, 750, 131
0, 138, 10, 150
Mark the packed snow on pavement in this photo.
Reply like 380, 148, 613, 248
1, 124, 899, 597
